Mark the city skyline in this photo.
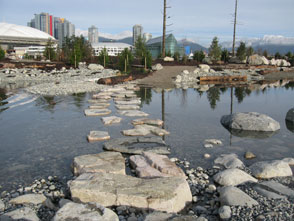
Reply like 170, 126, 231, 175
0, 0, 293, 46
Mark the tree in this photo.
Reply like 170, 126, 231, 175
44, 39, 56, 61
134, 36, 152, 70
263, 50, 268, 58
118, 48, 133, 74
98, 48, 109, 67
275, 52, 282, 59
285, 52, 293, 59
193, 50, 205, 62
236, 42, 247, 61
221, 49, 229, 63
165, 50, 172, 57
209, 37, 222, 61
173, 51, 180, 61
0, 46, 5, 60
246, 47, 254, 57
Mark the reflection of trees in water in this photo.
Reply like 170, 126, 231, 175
135, 88, 152, 105
72, 93, 86, 109
234, 87, 251, 103
284, 82, 294, 90
206, 87, 220, 109
0, 88, 8, 106
180, 89, 187, 106
35, 96, 57, 113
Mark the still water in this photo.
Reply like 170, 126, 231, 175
0, 82, 294, 191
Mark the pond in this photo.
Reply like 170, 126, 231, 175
0, 81, 294, 191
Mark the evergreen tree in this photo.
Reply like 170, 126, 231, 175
236, 42, 246, 61
44, 39, 56, 61
135, 36, 152, 70
221, 49, 229, 63
208, 37, 222, 61
193, 50, 205, 62
118, 48, 133, 74
165, 50, 172, 57
0, 46, 5, 60
173, 51, 180, 61
263, 50, 268, 58
275, 52, 282, 59
98, 48, 109, 67
246, 46, 254, 57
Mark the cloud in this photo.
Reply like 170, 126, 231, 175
75, 29, 132, 40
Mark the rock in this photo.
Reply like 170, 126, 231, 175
1, 207, 39, 221
248, 54, 269, 65
118, 110, 149, 117
286, 108, 294, 122
59, 199, 72, 208
204, 144, 213, 148
214, 154, 244, 169
199, 64, 210, 73
9, 193, 47, 205
221, 112, 280, 132
72, 152, 125, 176
132, 118, 164, 126
92, 94, 112, 100
88, 63, 104, 71
204, 139, 222, 145
213, 168, 257, 186
103, 137, 170, 155
218, 206, 231, 219
122, 125, 169, 137
144, 212, 173, 221
219, 186, 258, 207
253, 186, 287, 199
204, 153, 211, 159
245, 151, 256, 159
84, 109, 111, 116
101, 116, 122, 125
249, 160, 293, 179
282, 157, 294, 165
53, 202, 118, 221
69, 172, 192, 213
130, 152, 186, 178
152, 63, 163, 71
0, 200, 4, 211
87, 131, 110, 142
44, 198, 58, 211
88, 99, 110, 104
115, 104, 140, 110
163, 57, 174, 62
258, 181, 294, 197
115, 100, 141, 105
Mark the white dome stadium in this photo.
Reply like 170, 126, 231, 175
0, 22, 55, 40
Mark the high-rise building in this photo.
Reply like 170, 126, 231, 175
88, 25, 99, 44
28, 13, 75, 46
133, 24, 143, 45
143, 33, 152, 42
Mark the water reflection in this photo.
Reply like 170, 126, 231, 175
286, 120, 294, 133
72, 93, 87, 110
136, 88, 152, 105
35, 96, 57, 113
0, 88, 8, 106
226, 128, 279, 139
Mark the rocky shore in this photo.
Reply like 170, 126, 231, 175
1, 81, 294, 221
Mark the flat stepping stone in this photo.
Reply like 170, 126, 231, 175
92, 94, 112, 100
115, 104, 140, 110
101, 116, 122, 125
132, 118, 164, 126
118, 110, 149, 117
87, 131, 110, 142
89, 104, 110, 109
84, 109, 111, 116
88, 99, 110, 104
130, 152, 186, 178
69, 172, 192, 213
1, 207, 39, 221
9, 194, 46, 205
102, 87, 126, 93
213, 168, 257, 186
115, 100, 141, 105
72, 152, 125, 176
122, 125, 169, 137
103, 137, 170, 155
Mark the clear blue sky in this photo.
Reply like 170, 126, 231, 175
0, 0, 293, 46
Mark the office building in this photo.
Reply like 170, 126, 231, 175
133, 24, 143, 45
88, 25, 99, 44
92, 42, 132, 56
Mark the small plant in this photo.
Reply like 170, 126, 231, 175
0, 46, 5, 60
173, 51, 180, 61
221, 49, 229, 63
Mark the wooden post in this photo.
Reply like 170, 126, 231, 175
124, 58, 127, 73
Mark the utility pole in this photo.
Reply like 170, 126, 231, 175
232, 0, 238, 56
162, 0, 167, 58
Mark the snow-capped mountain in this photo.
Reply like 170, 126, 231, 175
75, 29, 132, 40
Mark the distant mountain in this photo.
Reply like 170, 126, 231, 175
177, 39, 208, 53
117, 37, 133, 45
221, 35, 294, 54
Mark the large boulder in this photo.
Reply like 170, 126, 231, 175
213, 168, 257, 186
249, 160, 293, 179
163, 57, 174, 62
88, 63, 104, 71
219, 186, 258, 207
69, 172, 192, 213
248, 54, 269, 65
0, 207, 39, 221
53, 202, 118, 221
152, 63, 163, 71
214, 154, 244, 169
72, 152, 125, 176
286, 108, 294, 122
221, 112, 280, 132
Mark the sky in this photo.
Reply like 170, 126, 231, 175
0, 0, 293, 46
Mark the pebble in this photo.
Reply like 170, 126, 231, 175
245, 151, 256, 159
204, 153, 211, 159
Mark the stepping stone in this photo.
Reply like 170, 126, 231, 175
89, 104, 110, 109
103, 137, 170, 155
213, 168, 257, 186
87, 131, 110, 142
130, 152, 186, 178
115, 104, 140, 110
115, 100, 141, 105
219, 186, 258, 207
88, 99, 110, 104
114, 97, 141, 102
1, 207, 39, 221
84, 109, 111, 116
122, 125, 169, 137
94, 91, 113, 96
132, 118, 164, 126
102, 87, 126, 93
249, 160, 293, 179
53, 202, 119, 221
118, 110, 149, 117
73, 152, 125, 176
9, 194, 47, 205
92, 94, 112, 100
258, 181, 294, 197
101, 116, 122, 125
214, 154, 245, 169
69, 172, 192, 213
